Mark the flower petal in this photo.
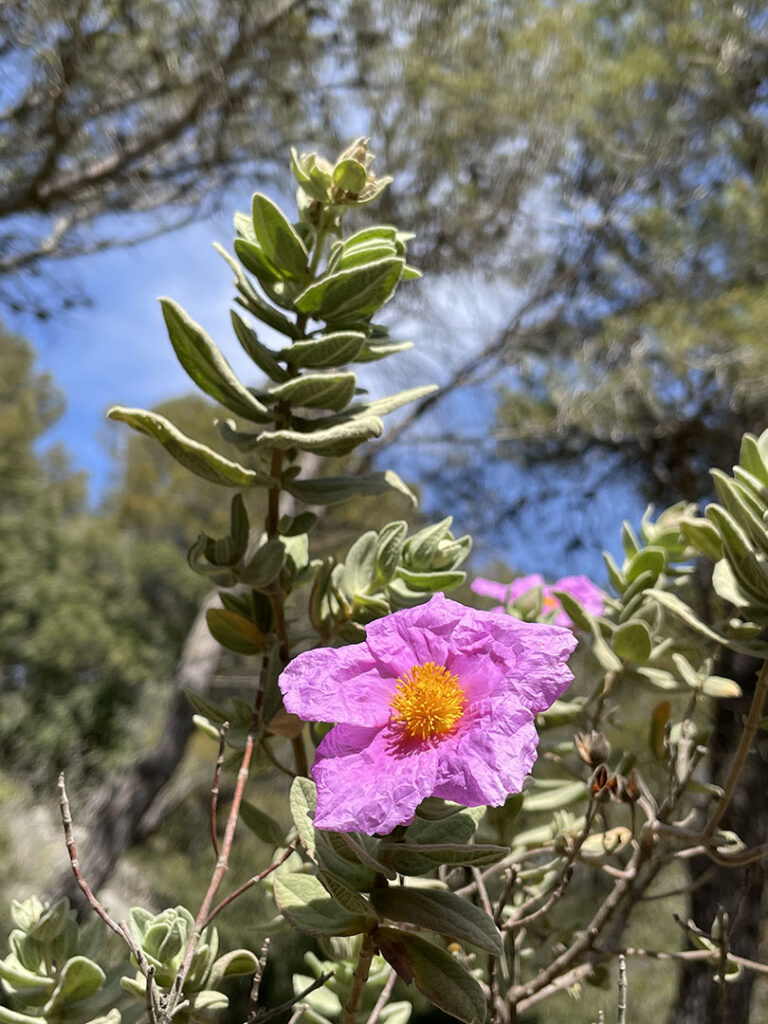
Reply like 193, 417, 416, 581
470, 577, 510, 603
312, 723, 440, 833
555, 575, 605, 618
432, 699, 539, 805
279, 644, 394, 727
363, 592, 460, 675
473, 613, 577, 711
507, 573, 545, 601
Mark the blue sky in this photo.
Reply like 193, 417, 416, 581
11, 212, 642, 581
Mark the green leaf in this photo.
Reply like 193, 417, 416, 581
230, 310, 290, 382
256, 417, 383, 456
356, 340, 414, 362
706, 504, 768, 601
294, 258, 404, 322
625, 546, 666, 583
281, 332, 367, 368
711, 558, 766, 611
0, 958, 53, 993
395, 568, 465, 591
333, 158, 368, 192
740, 432, 768, 485
374, 928, 486, 1024
159, 298, 271, 422
284, 470, 417, 507
587, 615, 623, 672
214, 242, 301, 338
378, 842, 507, 873
679, 517, 724, 562
339, 531, 378, 598
316, 871, 380, 919
321, 831, 396, 880
27, 898, 69, 942
251, 193, 309, 279
612, 620, 652, 663
650, 589, 768, 656
206, 608, 265, 655
108, 406, 272, 488
712, 469, 768, 555
268, 372, 358, 412
208, 949, 260, 989
354, 385, 438, 419
239, 801, 285, 846
290, 777, 317, 857
44, 957, 105, 1012
239, 538, 286, 588
375, 521, 408, 584
603, 551, 625, 592
403, 517, 453, 567
273, 874, 372, 936
370, 888, 502, 956
551, 588, 592, 631
338, 244, 399, 271
0, 1008, 43, 1024
621, 521, 640, 559
701, 676, 743, 699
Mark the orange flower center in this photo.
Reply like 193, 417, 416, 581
391, 662, 467, 740
542, 594, 559, 611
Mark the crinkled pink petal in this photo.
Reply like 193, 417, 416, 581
470, 577, 510, 603
312, 722, 440, 833
450, 609, 576, 711
507, 573, 546, 601
363, 592, 462, 676
431, 698, 539, 805
279, 644, 394, 727
554, 575, 604, 619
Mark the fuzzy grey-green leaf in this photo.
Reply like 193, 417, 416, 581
268, 373, 357, 411
251, 193, 309, 279
160, 298, 271, 421
273, 875, 371, 937
294, 257, 404, 321
285, 470, 417, 507
281, 332, 367, 368
108, 407, 272, 488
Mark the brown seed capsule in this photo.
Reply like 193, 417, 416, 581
575, 730, 612, 766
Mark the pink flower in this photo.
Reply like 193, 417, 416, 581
278, 593, 577, 834
472, 573, 604, 628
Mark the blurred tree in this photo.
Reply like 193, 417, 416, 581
0, 0, 323, 314
0, 325, 207, 789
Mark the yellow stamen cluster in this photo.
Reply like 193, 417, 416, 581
391, 662, 466, 740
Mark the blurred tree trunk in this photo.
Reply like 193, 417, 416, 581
49, 591, 221, 909
670, 651, 768, 1024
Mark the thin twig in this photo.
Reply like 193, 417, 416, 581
210, 722, 230, 858
204, 841, 299, 926
715, 908, 729, 1024
622, 946, 768, 974
706, 657, 768, 835
169, 716, 261, 1010
617, 954, 627, 1024
57, 774, 146, 965
250, 971, 334, 1023
504, 866, 574, 931
343, 935, 376, 1024
365, 971, 397, 1024
247, 939, 271, 1019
